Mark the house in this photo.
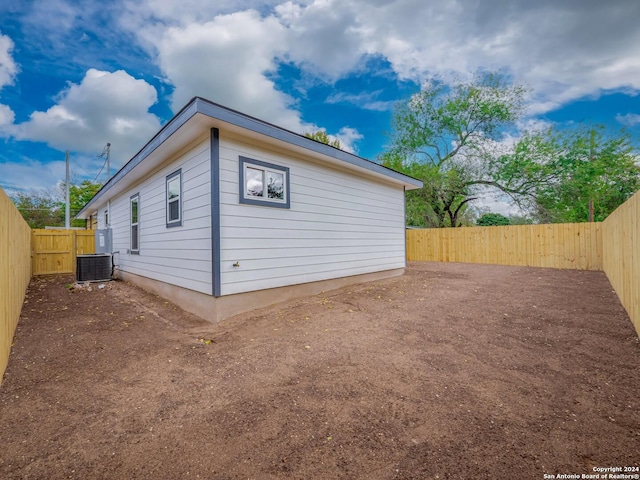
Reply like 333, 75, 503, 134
77, 97, 423, 322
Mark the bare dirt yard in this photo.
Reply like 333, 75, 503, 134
1, 262, 639, 479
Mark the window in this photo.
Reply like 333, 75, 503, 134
239, 157, 290, 208
104, 209, 109, 227
130, 194, 140, 254
166, 169, 182, 227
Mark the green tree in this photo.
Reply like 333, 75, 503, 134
304, 130, 341, 149
382, 72, 526, 227
14, 180, 103, 228
68, 180, 102, 224
55, 180, 102, 227
477, 213, 510, 226
13, 190, 63, 228
540, 127, 639, 222
493, 126, 640, 223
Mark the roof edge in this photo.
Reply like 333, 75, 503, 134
76, 98, 200, 218
194, 97, 422, 188
76, 97, 422, 218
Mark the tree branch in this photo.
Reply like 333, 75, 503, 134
453, 196, 477, 219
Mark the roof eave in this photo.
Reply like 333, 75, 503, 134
76, 97, 423, 219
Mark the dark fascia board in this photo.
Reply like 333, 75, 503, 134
77, 99, 199, 219
195, 98, 423, 188
77, 96, 423, 218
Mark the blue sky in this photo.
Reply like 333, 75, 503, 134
1, 0, 639, 213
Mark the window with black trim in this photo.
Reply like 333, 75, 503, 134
130, 193, 140, 254
166, 169, 182, 227
239, 156, 290, 208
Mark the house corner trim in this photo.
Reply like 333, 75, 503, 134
211, 128, 221, 297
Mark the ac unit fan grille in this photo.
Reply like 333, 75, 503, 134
76, 254, 112, 282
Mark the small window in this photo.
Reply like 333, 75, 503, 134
104, 209, 109, 227
130, 193, 140, 254
166, 169, 182, 227
239, 157, 290, 208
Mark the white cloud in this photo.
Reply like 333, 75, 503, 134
0, 32, 17, 126
149, 7, 367, 147
325, 90, 395, 111
616, 113, 640, 127
8, 0, 638, 188
5, 0, 639, 219
119, 3, 373, 148
9, 69, 161, 167
6, 0, 639, 212
334, 126, 363, 154
0, 103, 14, 125
115, 0, 640, 156
119, 0, 287, 61
22, 0, 78, 36
274, 0, 640, 115
123, 0, 284, 25
156, 10, 300, 127
472, 186, 524, 217
0, 158, 66, 196
515, 118, 554, 134
0, 32, 18, 88
274, 0, 366, 80
117, 1, 369, 136
118, 0, 640, 161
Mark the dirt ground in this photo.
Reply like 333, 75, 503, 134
1, 262, 639, 480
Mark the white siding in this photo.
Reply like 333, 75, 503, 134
96, 204, 109, 230
109, 138, 213, 295
219, 136, 406, 296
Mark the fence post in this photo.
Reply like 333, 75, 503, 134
72, 231, 77, 276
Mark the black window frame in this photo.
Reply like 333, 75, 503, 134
239, 156, 290, 209
166, 169, 182, 228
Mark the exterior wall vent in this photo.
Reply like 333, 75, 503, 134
76, 254, 112, 282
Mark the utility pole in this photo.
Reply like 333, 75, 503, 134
98, 143, 111, 182
588, 130, 595, 223
106, 142, 111, 180
65, 150, 70, 229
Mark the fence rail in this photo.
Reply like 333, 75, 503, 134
1, 187, 32, 384
407, 223, 602, 270
31, 230, 95, 275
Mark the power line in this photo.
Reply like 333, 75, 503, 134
70, 158, 92, 177
93, 160, 107, 183
94, 143, 111, 183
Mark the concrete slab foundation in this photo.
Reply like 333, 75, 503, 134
117, 268, 405, 323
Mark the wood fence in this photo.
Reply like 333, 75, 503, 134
2, 190, 639, 385
602, 190, 640, 336
31, 229, 95, 275
407, 223, 603, 270
0, 187, 32, 385
406, 211, 639, 336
